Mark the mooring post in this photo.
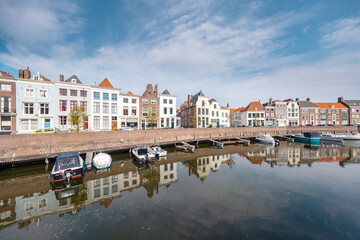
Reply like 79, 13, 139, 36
45, 158, 49, 165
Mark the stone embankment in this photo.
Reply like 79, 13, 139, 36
0, 126, 358, 164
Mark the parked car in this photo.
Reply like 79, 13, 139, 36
116, 127, 134, 131
31, 127, 58, 134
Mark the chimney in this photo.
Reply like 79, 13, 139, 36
154, 84, 158, 96
296, 98, 299, 102
306, 98, 311, 102
187, 95, 191, 105
24, 67, 31, 79
18, 69, 24, 79
338, 97, 343, 103
269, 98, 273, 104
60, 74, 64, 82
227, 103, 229, 108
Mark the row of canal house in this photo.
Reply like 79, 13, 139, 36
231, 97, 357, 127
179, 90, 230, 128
0, 67, 178, 134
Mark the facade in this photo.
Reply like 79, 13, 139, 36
285, 99, 299, 126
54, 75, 92, 131
314, 102, 348, 125
297, 98, 320, 126
0, 72, 16, 135
338, 97, 360, 125
139, 84, 160, 130
179, 99, 196, 128
90, 78, 121, 131
159, 89, 177, 128
119, 91, 139, 129
159, 162, 178, 186
16, 74, 55, 134
240, 101, 265, 127
219, 106, 230, 127
263, 99, 287, 126
230, 108, 244, 127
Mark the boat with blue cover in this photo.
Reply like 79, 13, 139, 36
294, 132, 321, 145
51, 152, 85, 182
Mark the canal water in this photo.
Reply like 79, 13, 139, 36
0, 142, 360, 240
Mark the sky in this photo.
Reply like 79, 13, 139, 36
0, 0, 359, 108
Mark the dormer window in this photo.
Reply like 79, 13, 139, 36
254, 107, 257, 111
71, 78, 76, 83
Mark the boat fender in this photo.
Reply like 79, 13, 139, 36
49, 173, 52, 178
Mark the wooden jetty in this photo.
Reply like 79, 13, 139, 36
209, 139, 224, 149
175, 141, 195, 152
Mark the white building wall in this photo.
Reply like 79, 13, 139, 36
119, 94, 140, 129
159, 94, 177, 128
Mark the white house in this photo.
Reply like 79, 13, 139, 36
240, 101, 265, 127
159, 89, 177, 128
119, 91, 140, 129
220, 106, 230, 127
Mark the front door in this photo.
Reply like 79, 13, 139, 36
44, 118, 51, 128
112, 121, 117, 131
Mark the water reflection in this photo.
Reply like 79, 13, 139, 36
0, 142, 360, 235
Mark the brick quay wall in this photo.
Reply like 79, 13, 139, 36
0, 126, 358, 164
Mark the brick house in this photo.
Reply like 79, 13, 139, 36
0, 71, 16, 135
140, 84, 160, 130
338, 97, 360, 125
263, 99, 288, 126
314, 102, 348, 125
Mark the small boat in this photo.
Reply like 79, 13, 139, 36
343, 133, 360, 141
132, 146, 155, 164
151, 146, 167, 158
256, 134, 279, 145
51, 152, 84, 182
294, 132, 320, 145
320, 132, 345, 142
92, 152, 112, 170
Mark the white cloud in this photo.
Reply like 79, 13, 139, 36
322, 16, 360, 47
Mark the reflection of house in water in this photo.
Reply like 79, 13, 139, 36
243, 149, 266, 166
287, 144, 301, 166
0, 198, 16, 228
197, 154, 232, 180
159, 163, 177, 186
264, 144, 288, 167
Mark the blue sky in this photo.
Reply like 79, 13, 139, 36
0, 0, 359, 107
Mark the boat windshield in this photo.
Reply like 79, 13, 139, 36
138, 148, 148, 155
57, 156, 81, 170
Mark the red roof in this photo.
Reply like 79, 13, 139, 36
231, 107, 244, 114
41, 75, 51, 82
221, 106, 228, 110
126, 91, 134, 95
0, 70, 13, 77
183, 101, 189, 106
314, 103, 347, 109
243, 101, 263, 111
98, 78, 114, 88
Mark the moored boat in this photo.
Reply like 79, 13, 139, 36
92, 152, 112, 170
343, 133, 360, 141
256, 134, 279, 145
132, 146, 155, 164
151, 146, 167, 158
294, 132, 320, 145
320, 132, 345, 142
51, 152, 85, 182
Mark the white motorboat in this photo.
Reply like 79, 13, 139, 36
132, 146, 155, 164
92, 153, 112, 170
256, 134, 279, 145
343, 133, 360, 141
320, 132, 345, 142
51, 152, 84, 182
151, 146, 167, 158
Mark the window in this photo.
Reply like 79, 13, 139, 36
70, 100, 77, 110
164, 107, 167, 114
163, 99, 167, 104
142, 98, 148, 104
59, 89, 67, 96
123, 106, 128, 115
124, 98, 128, 103
142, 107, 148, 116
94, 92, 100, 100
103, 103, 109, 113
169, 99, 173, 104
94, 102, 100, 113
152, 107, 157, 116
103, 93, 109, 100
20, 119, 38, 131
132, 107, 137, 116
25, 88, 35, 97
111, 103, 117, 114
59, 100, 67, 111
103, 116, 109, 129
80, 101, 87, 112
39, 103, 49, 115
39, 89, 47, 98
151, 99, 157, 104
198, 108, 201, 115
202, 101, 205, 107
94, 116, 100, 129
206, 109, 209, 115
80, 90, 87, 97
0, 97, 11, 113
112, 94, 117, 101
23, 102, 34, 114
132, 98, 136, 104
0, 116, 11, 130
59, 116, 67, 126
214, 104, 217, 109
0, 83, 11, 91
70, 90, 77, 96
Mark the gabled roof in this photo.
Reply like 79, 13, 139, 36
209, 98, 217, 104
283, 98, 295, 102
221, 106, 228, 110
231, 107, 244, 114
190, 90, 205, 105
65, 75, 82, 84
162, 89, 170, 95
298, 101, 319, 108
98, 78, 114, 88
314, 103, 347, 109
0, 70, 13, 77
243, 101, 263, 112
126, 91, 134, 95
342, 100, 360, 106
41, 75, 51, 82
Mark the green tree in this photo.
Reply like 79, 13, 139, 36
69, 105, 87, 132
191, 111, 198, 128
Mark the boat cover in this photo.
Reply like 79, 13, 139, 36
55, 152, 81, 171
303, 132, 320, 138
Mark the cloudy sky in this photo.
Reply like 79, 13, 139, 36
0, 0, 359, 107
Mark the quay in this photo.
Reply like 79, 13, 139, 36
0, 126, 358, 167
